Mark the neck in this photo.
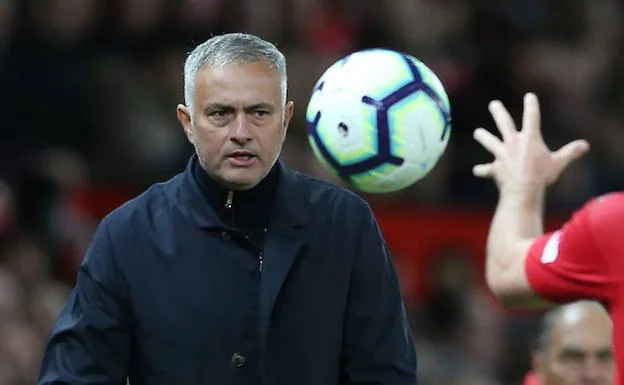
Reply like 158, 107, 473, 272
192, 156, 279, 231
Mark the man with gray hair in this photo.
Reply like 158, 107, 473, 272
37, 33, 417, 384
523, 301, 613, 385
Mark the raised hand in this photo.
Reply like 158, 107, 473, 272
472, 92, 590, 193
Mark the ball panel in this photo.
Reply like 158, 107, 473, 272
387, 90, 445, 164
407, 57, 452, 143
350, 162, 426, 194
350, 163, 403, 193
305, 59, 345, 122
308, 135, 341, 180
316, 119, 377, 165
390, 162, 431, 186
411, 58, 451, 111
342, 50, 414, 101
305, 87, 323, 123
313, 93, 379, 166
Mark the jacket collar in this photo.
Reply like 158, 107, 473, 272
193, 153, 279, 229
179, 154, 307, 231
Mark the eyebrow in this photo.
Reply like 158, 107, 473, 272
559, 346, 613, 355
245, 103, 275, 112
560, 347, 584, 354
204, 103, 235, 111
596, 347, 613, 355
203, 103, 275, 111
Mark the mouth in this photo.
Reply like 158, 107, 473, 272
226, 151, 258, 167
227, 151, 257, 161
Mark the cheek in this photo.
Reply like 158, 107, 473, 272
193, 124, 228, 155
250, 122, 278, 143
193, 117, 222, 136
547, 362, 571, 378
261, 128, 287, 154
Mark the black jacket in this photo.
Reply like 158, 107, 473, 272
38, 155, 417, 385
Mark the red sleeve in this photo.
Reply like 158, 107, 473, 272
525, 193, 623, 303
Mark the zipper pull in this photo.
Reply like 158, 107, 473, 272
258, 251, 264, 272
225, 190, 234, 209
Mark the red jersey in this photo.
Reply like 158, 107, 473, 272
526, 192, 624, 382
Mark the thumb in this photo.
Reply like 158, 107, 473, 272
553, 139, 590, 170
472, 163, 495, 178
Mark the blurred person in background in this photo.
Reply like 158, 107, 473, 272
525, 301, 613, 385
415, 248, 502, 385
473, 92, 624, 382
7, 0, 101, 152
37, 32, 416, 385
1, 319, 45, 384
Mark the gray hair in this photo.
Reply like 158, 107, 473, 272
183, 33, 288, 111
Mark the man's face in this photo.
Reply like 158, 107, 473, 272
535, 305, 613, 385
177, 60, 293, 190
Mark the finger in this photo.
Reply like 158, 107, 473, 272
521, 92, 542, 140
472, 163, 495, 178
553, 139, 590, 170
473, 128, 504, 157
488, 100, 517, 141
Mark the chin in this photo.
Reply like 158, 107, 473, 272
217, 164, 266, 190
228, 181, 258, 191
223, 175, 262, 191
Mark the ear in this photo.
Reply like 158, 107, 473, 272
177, 104, 194, 144
283, 101, 294, 132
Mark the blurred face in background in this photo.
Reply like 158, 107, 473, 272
179, 0, 223, 29
177, 60, 293, 190
534, 303, 614, 385
1, 320, 45, 384
0, 0, 15, 45
30, 0, 99, 44
120, 0, 166, 38
0, 268, 22, 318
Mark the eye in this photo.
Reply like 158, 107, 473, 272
252, 110, 270, 118
597, 350, 614, 362
209, 110, 228, 118
560, 350, 585, 363
206, 110, 234, 125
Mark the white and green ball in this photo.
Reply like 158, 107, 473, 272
306, 49, 451, 193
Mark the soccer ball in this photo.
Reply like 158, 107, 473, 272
306, 49, 451, 193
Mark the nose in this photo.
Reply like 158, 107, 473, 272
579, 358, 607, 385
230, 113, 252, 145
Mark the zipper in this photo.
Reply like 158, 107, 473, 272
258, 251, 264, 272
224, 190, 235, 225
259, 227, 268, 272
224, 190, 234, 209
258, 227, 267, 272
224, 190, 263, 273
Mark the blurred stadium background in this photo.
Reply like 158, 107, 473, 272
0, 0, 623, 384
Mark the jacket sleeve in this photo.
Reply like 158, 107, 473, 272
342, 203, 417, 385
38, 218, 131, 385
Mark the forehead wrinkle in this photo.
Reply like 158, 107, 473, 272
194, 67, 282, 111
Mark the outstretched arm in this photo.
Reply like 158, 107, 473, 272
473, 93, 589, 307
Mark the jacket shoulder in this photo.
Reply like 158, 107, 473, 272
102, 173, 183, 233
290, 170, 373, 217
